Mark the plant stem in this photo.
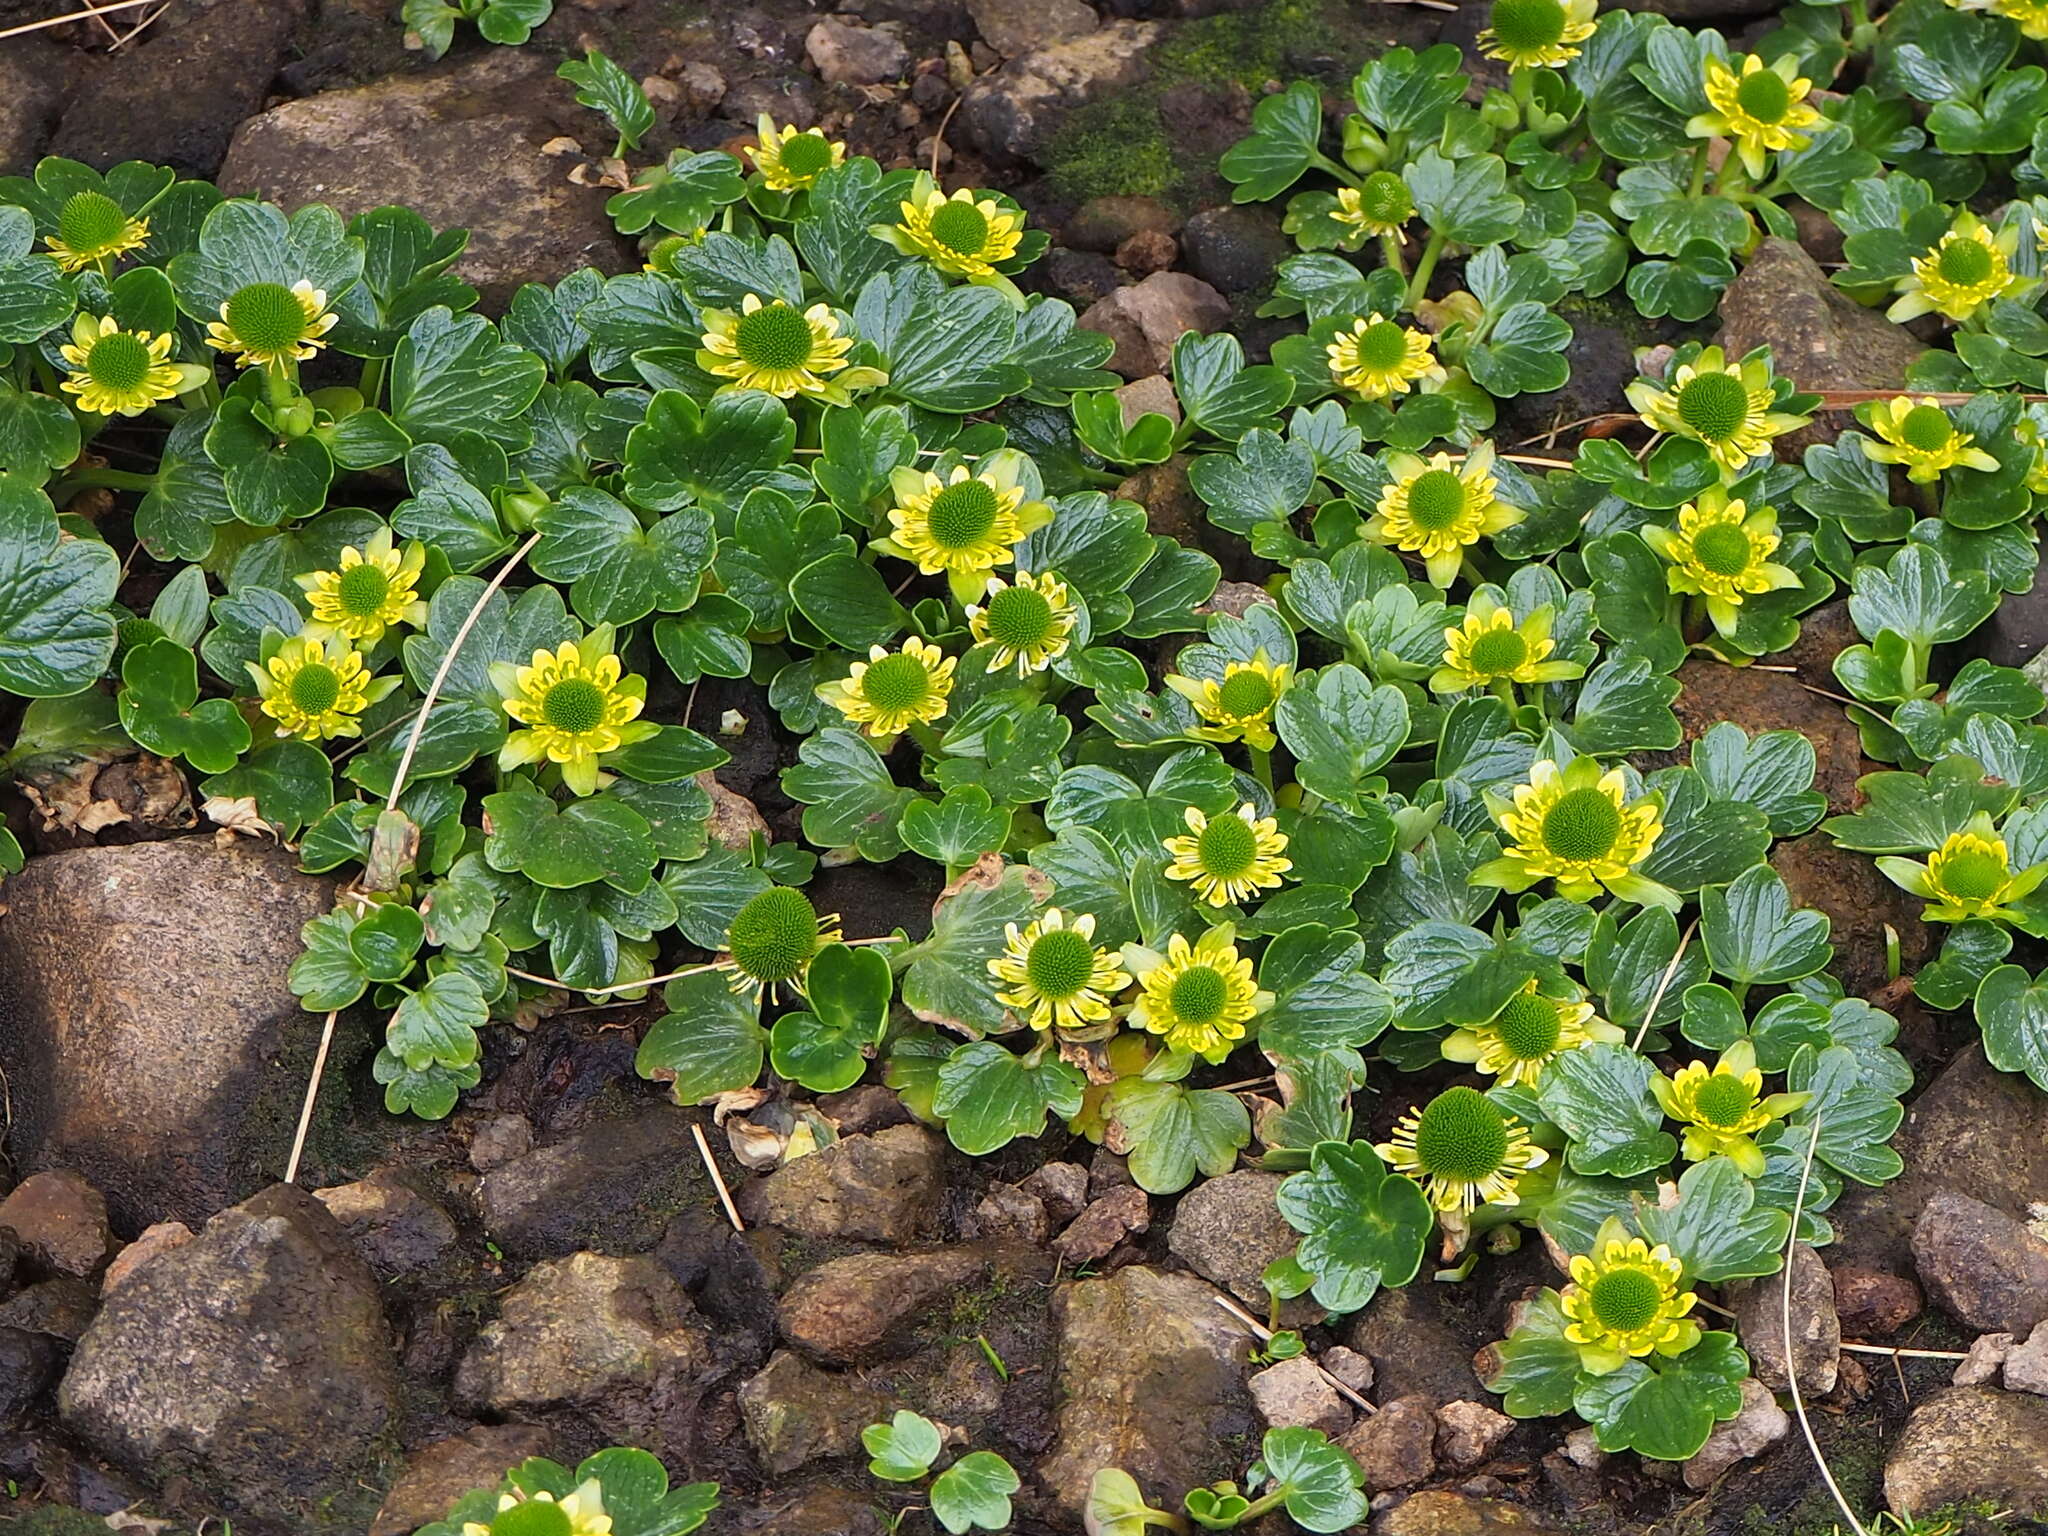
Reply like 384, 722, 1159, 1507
359, 354, 386, 411
1405, 229, 1448, 311
1687, 141, 1711, 200
55, 466, 156, 492
1378, 230, 1408, 280
1234, 1491, 1290, 1523
1311, 152, 1363, 191
1250, 745, 1275, 793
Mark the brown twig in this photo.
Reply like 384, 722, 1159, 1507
1209, 1293, 1378, 1415
694, 1122, 745, 1231
1630, 917, 1698, 1053
283, 1010, 339, 1184
0, 0, 158, 42
1784, 1114, 1868, 1536
930, 92, 963, 179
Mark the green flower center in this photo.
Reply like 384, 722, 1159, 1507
645, 234, 688, 274
1492, 991, 1563, 1060
983, 584, 1056, 650
778, 131, 836, 179
1412, 1087, 1512, 1180
57, 190, 129, 254
928, 199, 990, 256
1689, 521, 1754, 577
541, 677, 606, 734
1168, 964, 1229, 1025
225, 282, 308, 352
494, 1501, 574, 1536
733, 302, 814, 371
1588, 1267, 1663, 1333
1025, 927, 1096, 1001
860, 652, 931, 712
1406, 469, 1469, 531
1674, 371, 1751, 443
925, 478, 1001, 549
1353, 319, 1412, 371
1734, 66, 1791, 124
1938, 236, 1995, 288
1540, 785, 1624, 863
289, 661, 341, 716
336, 561, 392, 616
1490, 0, 1567, 51
1360, 171, 1414, 224
1691, 1072, 1758, 1128
726, 886, 821, 983
1939, 845, 2009, 902
116, 616, 165, 655
1196, 813, 1258, 879
1898, 404, 1956, 454
1467, 626, 1528, 676
1217, 669, 1275, 717
84, 331, 152, 391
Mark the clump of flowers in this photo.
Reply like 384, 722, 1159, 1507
876, 456, 1049, 602
698, 293, 876, 404
45, 188, 148, 273
205, 278, 337, 370
1642, 486, 1800, 638
964, 570, 1077, 677
1376, 1086, 1548, 1213
1475, 756, 1675, 909
1478, 0, 1598, 69
57, 315, 205, 417
1430, 594, 1583, 695
1333, 173, 1415, 243
875, 174, 1027, 299
248, 633, 395, 742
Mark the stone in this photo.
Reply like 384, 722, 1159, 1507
217, 52, 634, 307
1021, 1160, 1090, 1223
1249, 1356, 1352, 1436
1884, 1387, 2048, 1518
49, 0, 307, 178
313, 1168, 460, 1280
101, 1222, 191, 1295
368, 1424, 553, 1536
0, 1316, 63, 1429
1116, 374, 1182, 429
0, 40, 71, 173
739, 1349, 894, 1475
816, 1081, 912, 1137
969, 0, 1098, 59
1731, 1242, 1839, 1395
0, 1172, 111, 1279
1831, 1266, 1922, 1338
467, 1113, 533, 1172
1770, 832, 1932, 1000
969, 1183, 1050, 1245
1079, 271, 1232, 378
2008, 1321, 2048, 1395
1321, 1345, 1375, 1395
1560, 1427, 1605, 1470
1913, 1190, 2048, 1335
734, 1485, 891, 1536
454, 1251, 708, 1453
1436, 1400, 1515, 1470
805, 19, 909, 86
1038, 1266, 1259, 1521
778, 1245, 995, 1364
480, 1108, 707, 1259
1052, 1184, 1150, 1265
0, 841, 340, 1229
1341, 1284, 1489, 1407
1116, 228, 1179, 276
959, 23, 1165, 164
740, 1123, 946, 1244
1682, 1377, 1789, 1490
1065, 195, 1180, 253
58, 1185, 399, 1519
1340, 1395, 1438, 1490
1043, 246, 1123, 307
1371, 1491, 1563, 1535
1198, 581, 1274, 619
1955, 1331, 2014, 1387
1180, 205, 1291, 294
1670, 656, 1865, 819
1092, 1148, 1135, 1196
1167, 1169, 1316, 1325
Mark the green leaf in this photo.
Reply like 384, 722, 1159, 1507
1483, 1288, 1582, 1419
660, 846, 770, 948
1634, 768, 1770, 894
1173, 331, 1293, 441
532, 487, 714, 626
199, 739, 333, 839
861, 1411, 943, 1482
1257, 924, 1392, 1059
636, 970, 768, 1104
349, 901, 427, 983
374, 1052, 480, 1119
1847, 543, 1997, 651
797, 159, 916, 303
1466, 302, 1573, 398
1567, 655, 1681, 754
290, 909, 372, 1011
1637, 1156, 1791, 1283
117, 637, 250, 773
789, 551, 908, 650
1405, 148, 1523, 246
1220, 80, 1325, 202
929, 1451, 1020, 1536
1974, 963, 2048, 1092
0, 480, 118, 695
781, 728, 916, 860
205, 397, 334, 527
1690, 722, 1825, 837
1786, 1042, 1905, 1185
1536, 1043, 1677, 1177
388, 970, 487, 1073
0, 254, 74, 344
1123, 538, 1220, 638
1274, 1139, 1432, 1313
625, 389, 806, 515
1275, 664, 1409, 812
901, 786, 1012, 874
606, 150, 746, 237
769, 942, 891, 1094
0, 377, 79, 483
558, 48, 655, 155
403, 573, 576, 708
934, 1042, 1085, 1155
1700, 864, 1832, 986
1104, 1078, 1251, 1194
856, 264, 1026, 412
1574, 1331, 1749, 1461
1625, 241, 1737, 322
476, 0, 552, 46
1914, 920, 2012, 1012
1253, 1427, 1368, 1534
900, 858, 1045, 1036
392, 443, 510, 572
481, 781, 657, 890
390, 307, 546, 450
652, 595, 753, 684
168, 199, 364, 324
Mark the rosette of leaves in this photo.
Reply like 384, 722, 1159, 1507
860, 1411, 1021, 1535
416, 1447, 717, 1536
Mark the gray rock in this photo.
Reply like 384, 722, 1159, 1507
968, 0, 1098, 59
959, 22, 1164, 163
0, 1171, 111, 1278
805, 19, 909, 86
1340, 1395, 1438, 1490
101, 1221, 191, 1295
1116, 374, 1182, 428
313, 1168, 460, 1281
1831, 1266, 1922, 1338
1038, 1266, 1259, 1521
0, 40, 72, 173
1683, 1377, 1789, 1490
1044, 247, 1123, 308
1249, 1356, 1351, 1437
741, 1123, 946, 1244
1166, 1169, 1310, 1322
467, 1113, 533, 1173
1436, 1400, 1515, 1470
1321, 1345, 1375, 1394
1731, 1242, 1838, 1394
58, 1185, 399, 1521
1021, 1160, 1090, 1224
0, 840, 341, 1229
1913, 1191, 2048, 1335
1955, 1331, 2014, 1387
1341, 1283, 1489, 1407
732, 1485, 891, 1536
1052, 1184, 1150, 1265
778, 1245, 995, 1364
739, 1349, 894, 1475
1079, 270, 1232, 378
1180, 205, 1291, 294
368, 1424, 552, 1536
1064, 195, 1180, 253
480, 1108, 706, 1259
1884, 1387, 2048, 1518
2008, 1321, 2048, 1395
1371, 1491, 1564, 1535
969, 1182, 1049, 1245
0, 1277, 95, 1429
217, 51, 634, 306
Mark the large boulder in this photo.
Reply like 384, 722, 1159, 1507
739, 1349, 895, 1475
1884, 1387, 2048, 1519
0, 840, 342, 1229
57, 1184, 400, 1527
959, 22, 1164, 164
739, 1123, 947, 1244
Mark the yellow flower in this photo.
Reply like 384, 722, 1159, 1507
1478, 0, 1598, 68
1560, 1234, 1701, 1376
1686, 53, 1820, 181
1889, 212, 2029, 323
816, 635, 956, 738
1857, 397, 2001, 484
246, 633, 394, 743
1624, 345, 1810, 474
1993, 0, 2048, 39
205, 279, 337, 370
1165, 651, 1291, 752
722, 885, 843, 1001
1430, 592, 1584, 694
965, 569, 1077, 677
1442, 979, 1622, 1089
1475, 755, 1675, 909
697, 293, 865, 403
1162, 802, 1292, 908
1332, 174, 1415, 242
57, 314, 202, 417
1877, 813, 2048, 926
988, 907, 1130, 1033
748, 115, 846, 191
296, 528, 428, 646
1326, 313, 1445, 402
1640, 485, 1800, 638
878, 456, 1049, 603
1376, 1086, 1547, 1214
44, 189, 148, 273
877, 179, 1026, 281
1123, 924, 1269, 1064
1366, 442, 1524, 589
492, 628, 653, 796
1650, 1041, 1809, 1177
464, 1479, 614, 1536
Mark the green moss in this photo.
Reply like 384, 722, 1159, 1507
6, 1511, 139, 1536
